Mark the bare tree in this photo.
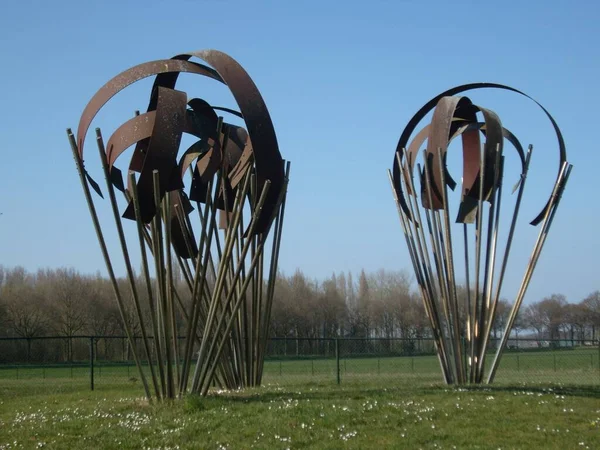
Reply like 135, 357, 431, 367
3, 281, 49, 360
582, 291, 600, 341
38, 268, 89, 361
354, 270, 371, 338
524, 295, 568, 342
492, 299, 511, 340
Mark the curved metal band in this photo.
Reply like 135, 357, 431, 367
392, 83, 566, 226
76, 59, 221, 158
145, 50, 284, 233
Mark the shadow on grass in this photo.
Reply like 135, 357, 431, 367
448, 384, 600, 399
181, 381, 600, 412
190, 382, 445, 409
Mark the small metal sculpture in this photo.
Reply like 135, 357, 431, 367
67, 50, 290, 399
388, 83, 572, 384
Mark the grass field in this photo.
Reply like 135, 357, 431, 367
1, 348, 598, 388
0, 378, 599, 449
1, 349, 598, 448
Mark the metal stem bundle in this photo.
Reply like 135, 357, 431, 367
389, 85, 572, 384
68, 50, 289, 399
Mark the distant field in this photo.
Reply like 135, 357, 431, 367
1, 348, 598, 388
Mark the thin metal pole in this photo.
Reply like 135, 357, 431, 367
470, 146, 486, 383
163, 193, 181, 388
190, 170, 254, 392
392, 159, 451, 383
200, 173, 290, 394
463, 224, 472, 372
482, 146, 533, 359
195, 180, 272, 393
179, 177, 217, 394
436, 149, 464, 383
487, 162, 572, 382
95, 129, 160, 398
420, 156, 454, 383
89, 337, 94, 391
151, 170, 174, 398
129, 172, 166, 398
335, 338, 341, 385
66, 129, 151, 399
477, 152, 505, 381
258, 162, 291, 384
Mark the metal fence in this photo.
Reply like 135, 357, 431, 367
0, 336, 598, 391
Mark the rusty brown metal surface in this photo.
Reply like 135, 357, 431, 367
153, 50, 284, 233
75, 49, 284, 238
391, 83, 566, 226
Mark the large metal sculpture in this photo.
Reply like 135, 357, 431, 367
67, 50, 290, 400
389, 84, 572, 384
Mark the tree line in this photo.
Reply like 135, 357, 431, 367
1, 265, 598, 344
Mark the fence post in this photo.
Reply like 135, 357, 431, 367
517, 354, 520, 371
553, 352, 557, 372
89, 337, 95, 391
335, 338, 340, 385
462, 336, 467, 374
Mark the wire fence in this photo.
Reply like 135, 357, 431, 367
0, 336, 598, 390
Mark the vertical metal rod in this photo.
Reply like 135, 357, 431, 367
66, 129, 151, 400
191, 170, 253, 392
483, 146, 533, 353
200, 227, 273, 394
436, 149, 464, 383
89, 337, 94, 391
151, 170, 174, 398
202, 173, 289, 394
129, 172, 166, 398
179, 177, 216, 394
487, 162, 571, 382
335, 338, 341, 385
463, 224, 472, 371
477, 152, 505, 381
389, 167, 451, 383
420, 159, 454, 383
95, 129, 160, 398
470, 146, 487, 383
163, 194, 180, 388
400, 150, 443, 335
258, 162, 291, 384
192, 172, 249, 389
195, 180, 272, 393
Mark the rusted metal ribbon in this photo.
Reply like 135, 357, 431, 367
144, 50, 284, 233
400, 95, 503, 223
404, 119, 525, 224
76, 50, 283, 236
392, 83, 566, 226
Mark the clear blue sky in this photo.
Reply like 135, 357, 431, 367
0, 0, 598, 304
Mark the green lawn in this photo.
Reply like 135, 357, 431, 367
0, 348, 598, 448
1, 348, 598, 388
0, 378, 599, 449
